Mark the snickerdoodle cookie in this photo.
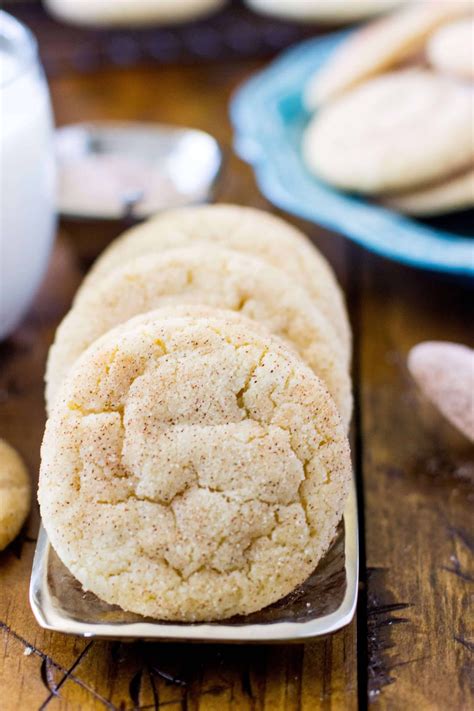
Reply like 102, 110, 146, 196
46, 247, 352, 426
304, 1, 471, 107
383, 168, 474, 215
0, 439, 31, 551
77, 204, 350, 353
303, 69, 474, 194
39, 314, 351, 620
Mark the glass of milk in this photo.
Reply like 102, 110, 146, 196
0, 11, 56, 339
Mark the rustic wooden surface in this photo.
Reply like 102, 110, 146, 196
1, 31, 473, 711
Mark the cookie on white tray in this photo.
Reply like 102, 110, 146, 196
39, 314, 352, 621
78, 204, 351, 354
46, 247, 352, 426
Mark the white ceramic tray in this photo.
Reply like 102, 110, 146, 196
30, 484, 358, 643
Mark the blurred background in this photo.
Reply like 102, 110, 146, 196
5, 0, 334, 76
1, 5, 473, 709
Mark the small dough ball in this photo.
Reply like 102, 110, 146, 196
0, 439, 31, 551
408, 341, 474, 442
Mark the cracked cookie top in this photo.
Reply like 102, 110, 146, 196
46, 247, 352, 427
76, 204, 351, 354
39, 314, 351, 621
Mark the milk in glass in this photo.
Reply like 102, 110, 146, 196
0, 12, 56, 339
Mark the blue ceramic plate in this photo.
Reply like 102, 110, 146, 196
230, 32, 474, 276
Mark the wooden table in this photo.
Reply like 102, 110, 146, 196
1, 19, 473, 711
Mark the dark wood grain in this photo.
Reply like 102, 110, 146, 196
355, 252, 473, 709
0, 17, 472, 711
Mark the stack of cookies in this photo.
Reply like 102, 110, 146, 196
303, 1, 474, 216
39, 204, 353, 621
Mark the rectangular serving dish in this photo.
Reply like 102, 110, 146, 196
29, 484, 358, 642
